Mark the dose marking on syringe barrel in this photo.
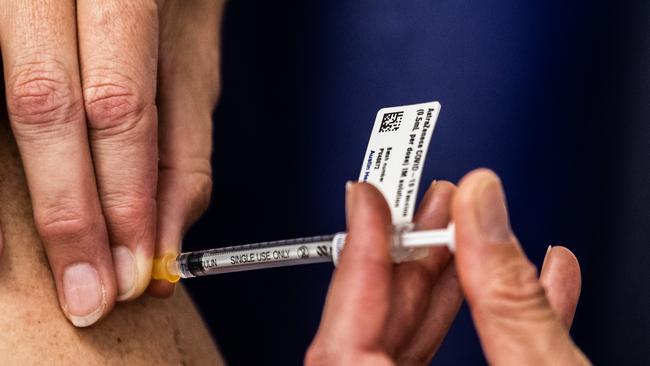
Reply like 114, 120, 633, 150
178, 235, 336, 277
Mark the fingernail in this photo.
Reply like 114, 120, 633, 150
345, 181, 358, 218
476, 176, 512, 244
345, 181, 357, 206
420, 180, 439, 206
345, 181, 355, 194
544, 245, 553, 263
112, 246, 136, 301
62, 263, 106, 327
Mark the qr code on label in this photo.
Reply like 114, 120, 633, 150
379, 111, 403, 133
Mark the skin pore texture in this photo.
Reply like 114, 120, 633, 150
0, 112, 224, 364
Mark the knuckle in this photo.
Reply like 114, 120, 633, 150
83, 76, 153, 134
102, 192, 155, 229
477, 257, 547, 318
7, 62, 82, 128
34, 203, 95, 242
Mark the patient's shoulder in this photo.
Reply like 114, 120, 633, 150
0, 284, 223, 365
0, 124, 223, 365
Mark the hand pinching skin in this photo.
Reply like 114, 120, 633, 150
0, 0, 225, 326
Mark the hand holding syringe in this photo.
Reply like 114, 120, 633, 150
153, 101, 447, 283
152, 224, 455, 283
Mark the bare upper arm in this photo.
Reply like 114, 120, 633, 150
0, 113, 224, 365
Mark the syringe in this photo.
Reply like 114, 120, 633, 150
151, 224, 455, 283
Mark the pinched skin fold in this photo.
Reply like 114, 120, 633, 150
0, 121, 224, 365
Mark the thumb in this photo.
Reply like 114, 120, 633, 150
453, 169, 589, 365
540, 245, 582, 329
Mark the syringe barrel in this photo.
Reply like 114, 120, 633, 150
167, 224, 455, 280
332, 223, 455, 265
331, 233, 429, 266
176, 237, 334, 278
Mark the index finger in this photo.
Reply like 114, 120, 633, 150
310, 183, 394, 355
76, 0, 160, 301
0, 0, 117, 326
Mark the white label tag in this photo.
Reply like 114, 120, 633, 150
359, 101, 441, 224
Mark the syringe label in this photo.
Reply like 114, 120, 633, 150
181, 242, 333, 276
359, 102, 441, 224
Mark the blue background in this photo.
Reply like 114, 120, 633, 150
185, 1, 650, 364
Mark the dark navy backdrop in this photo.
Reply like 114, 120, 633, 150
183, 1, 650, 364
